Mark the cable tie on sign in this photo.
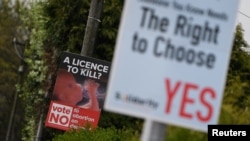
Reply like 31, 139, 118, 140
88, 16, 101, 22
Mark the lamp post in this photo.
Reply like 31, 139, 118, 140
5, 38, 25, 141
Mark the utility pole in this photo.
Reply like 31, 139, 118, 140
81, 1, 167, 141
80, 1, 167, 141
81, 0, 104, 56
35, 74, 52, 141
35, 1, 103, 140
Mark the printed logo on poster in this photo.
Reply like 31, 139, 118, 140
45, 101, 100, 131
46, 102, 73, 130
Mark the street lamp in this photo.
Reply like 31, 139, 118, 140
5, 38, 25, 141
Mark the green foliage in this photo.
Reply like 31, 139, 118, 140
220, 24, 250, 124
16, 0, 250, 140
18, 2, 49, 140
95, 0, 124, 61
167, 126, 207, 141
43, 0, 90, 53
18, 0, 130, 140
0, 0, 26, 140
98, 111, 143, 132
21, 118, 35, 141
52, 127, 140, 141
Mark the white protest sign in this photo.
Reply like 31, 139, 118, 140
104, 0, 239, 132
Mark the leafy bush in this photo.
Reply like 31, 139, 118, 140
166, 126, 207, 141
52, 127, 140, 141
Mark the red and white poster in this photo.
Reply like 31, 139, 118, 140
104, 0, 240, 132
45, 51, 110, 131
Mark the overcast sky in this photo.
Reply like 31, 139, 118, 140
237, 0, 250, 46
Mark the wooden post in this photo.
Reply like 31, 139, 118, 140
81, 0, 104, 56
